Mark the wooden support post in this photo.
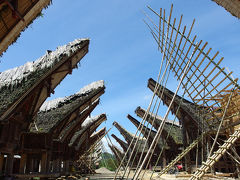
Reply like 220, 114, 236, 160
40, 152, 47, 173
29, 158, 34, 173
63, 160, 68, 173
57, 159, 61, 172
0, 154, 4, 174
163, 149, 167, 168
19, 153, 27, 174
53, 159, 61, 173
34, 159, 40, 173
59, 159, 63, 173
65, 160, 69, 173
53, 160, 58, 173
182, 125, 191, 174
5, 154, 14, 176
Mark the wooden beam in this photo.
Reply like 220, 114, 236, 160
0, 154, 4, 173
19, 153, 27, 174
61, 99, 100, 143
5, 154, 14, 176
40, 152, 48, 173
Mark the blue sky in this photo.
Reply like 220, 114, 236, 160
0, 0, 240, 152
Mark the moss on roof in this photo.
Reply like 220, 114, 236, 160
69, 114, 106, 148
0, 39, 89, 118
135, 107, 182, 145
32, 81, 104, 133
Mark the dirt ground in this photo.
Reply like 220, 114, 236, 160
83, 169, 237, 179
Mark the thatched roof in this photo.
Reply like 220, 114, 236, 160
90, 127, 106, 140
0, 39, 89, 121
78, 127, 106, 154
109, 144, 124, 163
135, 106, 179, 127
69, 114, 106, 150
212, 0, 240, 18
58, 99, 100, 142
127, 114, 167, 149
111, 134, 128, 152
134, 107, 182, 145
148, 78, 206, 130
0, 0, 52, 55
32, 80, 104, 133
113, 121, 149, 153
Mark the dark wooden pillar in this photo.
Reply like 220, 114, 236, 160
40, 152, 48, 173
57, 159, 61, 172
163, 149, 167, 168
182, 124, 191, 173
52, 160, 58, 173
29, 158, 34, 172
65, 160, 69, 173
60, 159, 65, 172
53, 159, 61, 173
19, 153, 27, 174
0, 154, 4, 174
5, 154, 14, 176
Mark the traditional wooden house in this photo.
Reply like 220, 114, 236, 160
113, 121, 151, 167
84, 127, 106, 155
13, 80, 105, 178
108, 144, 124, 165
127, 114, 182, 167
69, 114, 107, 155
77, 128, 106, 174
134, 108, 182, 149
111, 134, 128, 153
148, 78, 238, 173
148, 78, 205, 168
0, 39, 89, 176
0, 0, 52, 55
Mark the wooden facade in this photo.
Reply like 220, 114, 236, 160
127, 114, 181, 167
148, 78, 239, 173
0, 40, 108, 178
0, 39, 89, 153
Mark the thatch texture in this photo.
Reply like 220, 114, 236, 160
127, 114, 167, 149
0, 39, 89, 120
78, 127, 106, 154
0, 0, 52, 55
134, 107, 182, 145
33, 80, 104, 133
212, 0, 240, 18
113, 121, 149, 153
58, 99, 100, 142
111, 134, 128, 152
69, 114, 106, 150
148, 78, 208, 130
109, 144, 124, 163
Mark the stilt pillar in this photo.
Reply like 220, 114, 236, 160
0, 154, 4, 174
57, 159, 61, 172
5, 154, 14, 176
65, 160, 70, 173
163, 149, 166, 168
19, 153, 27, 174
52, 160, 58, 173
40, 152, 49, 173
